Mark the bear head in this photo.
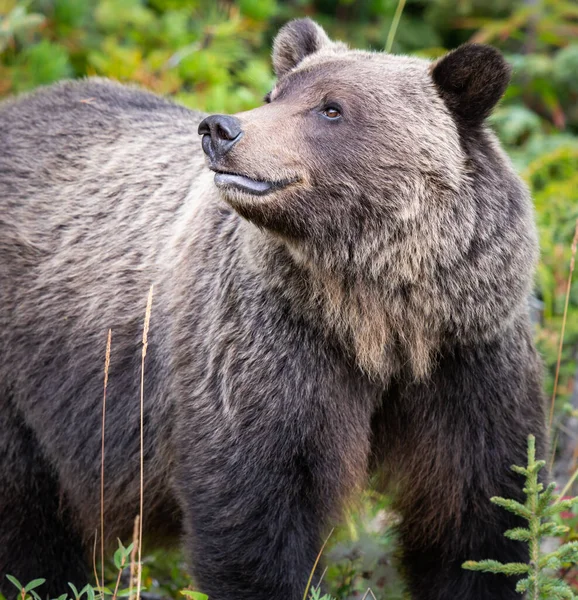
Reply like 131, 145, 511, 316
198, 19, 536, 380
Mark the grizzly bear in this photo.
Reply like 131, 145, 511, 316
0, 17, 546, 600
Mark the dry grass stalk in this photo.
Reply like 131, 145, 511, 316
360, 589, 378, 600
111, 540, 128, 600
549, 218, 578, 432
101, 329, 112, 591
302, 528, 334, 600
137, 285, 154, 600
129, 515, 140, 600
92, 530, 101, 594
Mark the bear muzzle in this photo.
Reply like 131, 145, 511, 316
198, 114, 243, 162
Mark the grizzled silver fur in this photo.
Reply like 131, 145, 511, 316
0, 18, 545, 600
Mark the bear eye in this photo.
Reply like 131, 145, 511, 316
321, 106, 341, 120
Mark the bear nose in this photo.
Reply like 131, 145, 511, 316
198, 115, 243, 161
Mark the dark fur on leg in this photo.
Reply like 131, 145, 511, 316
168, 274, 381, 600
373, 315, 546, 600
0, 398, 88, 600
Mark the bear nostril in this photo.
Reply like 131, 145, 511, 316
198, 114, 243, 159
216, 124, 233, 141
201, 134, 212, 158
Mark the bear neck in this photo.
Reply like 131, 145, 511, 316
241, 201, 535, 385
242, 223, 442, 382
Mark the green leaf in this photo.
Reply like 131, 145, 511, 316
24, 580, 46, 593
515, 578, 530, 593
123, 542, 135, 559
78, 585, 94, 600
490, 496, 531, 519
511, 465, 529, 476
180, 592, 209, 600
536, 482, 557, 513
6, 576, 22, 591
539, 523, 568, 537
462, 560, 529, 575
504, 527, 532, 541
114, 540, 128, 569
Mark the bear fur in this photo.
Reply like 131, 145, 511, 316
0, 18, 546, 600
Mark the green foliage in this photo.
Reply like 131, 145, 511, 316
324, 491, 404, 599
4, 540, 196, 600
0, 0, 277, 107
3, 577, 98, 600
0, 2, 44, 53
525, 147, 578, 405
463, 435, 578, 599
5, 576, 46, 600
308, 588, 335, 600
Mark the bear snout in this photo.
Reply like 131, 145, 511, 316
198, 114, 243, 162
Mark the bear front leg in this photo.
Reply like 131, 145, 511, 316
383, 318, 546, 600
171, 340, 378, 600
0, 398, 88, 600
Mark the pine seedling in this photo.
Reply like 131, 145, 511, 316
463, 435, 578, 599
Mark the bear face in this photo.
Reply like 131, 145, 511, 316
199, 19, 537, 381
205, 20, 469, 266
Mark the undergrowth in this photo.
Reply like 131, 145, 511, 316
463, 435, 578, 599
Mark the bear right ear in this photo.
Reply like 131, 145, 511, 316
272, 19, 332, 79
431, 44, 511, 125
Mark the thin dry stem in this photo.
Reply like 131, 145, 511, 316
101, 329, 112, 591
112, 544, 126, 600
549, 431, 558, 474
549, 218, 578, 432
129, 515, 140, 600
92, 530, 101, 594
302, 528, 334, 600
556, 464, 578, 502
137, 285, 154, 600
314, 567, 328, 592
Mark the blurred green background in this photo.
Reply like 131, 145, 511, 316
2, 0, 578, 597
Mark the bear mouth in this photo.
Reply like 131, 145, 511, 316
212, 170, 296, 196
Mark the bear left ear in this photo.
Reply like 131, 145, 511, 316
431, 44, 511, 125
272, 18, 332, 79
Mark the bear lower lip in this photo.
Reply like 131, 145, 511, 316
214, 173, 275, 196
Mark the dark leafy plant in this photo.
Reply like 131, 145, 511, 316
463, 435, 578, 599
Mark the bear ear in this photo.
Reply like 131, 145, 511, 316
272, 18, 332, 79
431, 43, 511, 125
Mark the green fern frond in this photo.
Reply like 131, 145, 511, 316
463, 435, 578, 599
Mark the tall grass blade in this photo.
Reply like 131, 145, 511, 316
549, 218, 578, 432
101, 329, 112, 591
385, 0, 407, 53
137, 286, 154, 600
